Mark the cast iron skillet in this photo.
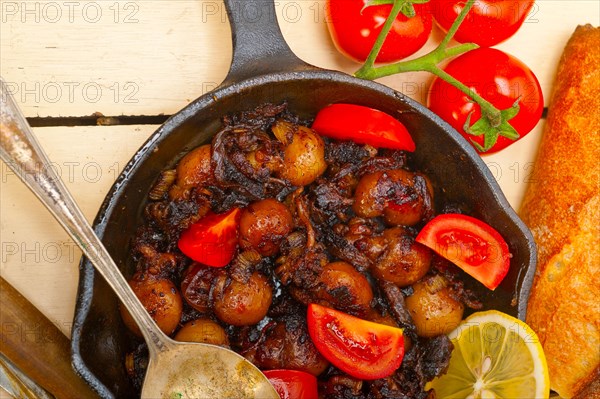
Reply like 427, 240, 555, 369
71, 0, 537, 397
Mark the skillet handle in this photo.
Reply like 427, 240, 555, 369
221, 0, 315, 84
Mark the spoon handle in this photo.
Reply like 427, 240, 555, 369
0, 78, 169, 355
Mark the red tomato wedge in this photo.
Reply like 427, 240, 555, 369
416, 214, 511, 290
262, 370, 319, 399
177, 208, 241, 267
307, 303, 404, 380
312, 104, 415, 152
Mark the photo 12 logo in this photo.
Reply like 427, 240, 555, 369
1, 240, 82, 265
1, 159, 123, 184
199, 1, 314, 24
1, 81, 139, 104
1, 1, 140, 24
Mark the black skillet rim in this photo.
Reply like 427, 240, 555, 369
70, 69, 537, 398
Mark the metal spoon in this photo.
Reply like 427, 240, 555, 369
0, 79, 279, 399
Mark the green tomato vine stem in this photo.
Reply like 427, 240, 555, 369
354, 0, 507, 132
359, 0, 405, 71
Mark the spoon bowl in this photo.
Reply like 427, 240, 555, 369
0, 79, 279, 399
142, 341, 279, 398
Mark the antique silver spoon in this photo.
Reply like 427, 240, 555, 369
0, 78, 279, 399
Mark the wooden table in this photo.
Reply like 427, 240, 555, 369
0, 0, 598, 391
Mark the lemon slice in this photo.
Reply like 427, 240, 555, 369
426, 310, 549, 399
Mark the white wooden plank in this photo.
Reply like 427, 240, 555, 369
1, 0, 598, 117
0, 0, 232, 117
483, 119, 545, 209
0, 125, 155, 337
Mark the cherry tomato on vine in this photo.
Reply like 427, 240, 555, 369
312, 104, 415, 151
427, 48, 543, 154
307, 303, 405, 380
326, 0, 432, 63
262, 370, 319, 399
178, 208, 241, 267
416, 214, 511, 290
432, 0, 536, 47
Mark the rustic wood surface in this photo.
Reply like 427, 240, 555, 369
0, 1, 599, 395
0, 277, 97, 398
